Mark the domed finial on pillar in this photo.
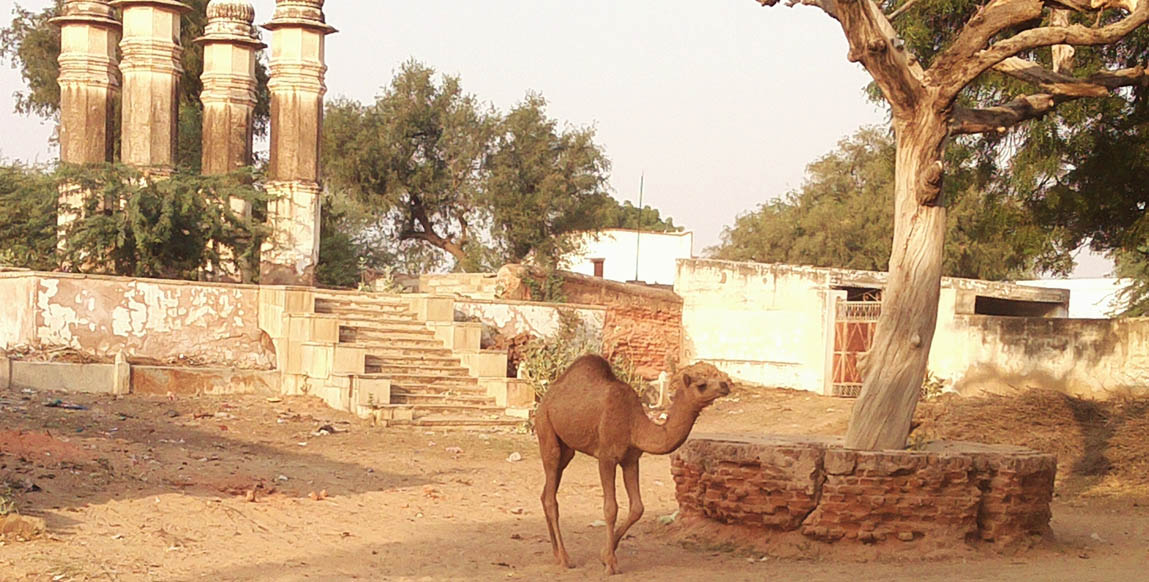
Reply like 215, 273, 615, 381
259, 0, 336, 286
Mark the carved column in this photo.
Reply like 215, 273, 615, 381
50, 0, 121, 252
111, 0, 190, 175
197, 0, 264, 281
260, 0, 336, 286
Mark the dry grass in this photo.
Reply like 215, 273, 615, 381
913, 390, 1149, 487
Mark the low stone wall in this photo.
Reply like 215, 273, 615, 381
0, 271, 275, 369
670, 435, 1055, 554
453, 298, 606, 341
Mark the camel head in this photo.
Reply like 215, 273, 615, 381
673, 362, 733, 410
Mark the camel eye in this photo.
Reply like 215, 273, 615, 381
698, 383, 708, 392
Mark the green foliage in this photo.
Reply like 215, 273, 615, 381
316, 191, 396, 288
484, 93, 613, 267
0, 1, 61, 118
875, 2, 1149, 306
323, 62, 625, 274
1114, 249, 1149, 317
0, 0, 271, 169
0, 163, 58, 270
323, 61, 495, 269
709, 127, 1073, 281
597, 199, 682, 233
518, 310, 647, 402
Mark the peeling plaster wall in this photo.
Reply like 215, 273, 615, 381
1, 272, 274, 369
931, 316, 1149, 398
453, 299, 605, 340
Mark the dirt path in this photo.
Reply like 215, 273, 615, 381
1, 386, 1147, 581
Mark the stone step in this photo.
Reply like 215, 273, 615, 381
391, 392, 496, 406
389, 381, 488, 397
364, 352, 461, 367
374, 363, 472, 377
343, 327, 437, 340
340, 335, 446, 350
409, 403, 507, 416
318, 304, 417, 320
388, 373, 479, 388
312, 291, 411, 305
339, 318, 428, 332
401, 415, 527, 429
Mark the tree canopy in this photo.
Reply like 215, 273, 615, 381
321, 61, 680, 278
710, 126, 1073, 280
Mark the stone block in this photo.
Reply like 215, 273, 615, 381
10, 361, 116, 394
460, 351, 508, 378
332, 346, 366, 375
299, 342, 333, 378
354, 375, 391, 411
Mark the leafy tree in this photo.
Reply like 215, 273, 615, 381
753, 0, 1147, 449
323, 64, 620, 274
0, 163, 57, 270
0, 0, 271, 169
711, 127, 1072, 279
322, 61, 496, 268
484, 93, 613, 267
879, 0, 1149, 312
597, 199, 682, 233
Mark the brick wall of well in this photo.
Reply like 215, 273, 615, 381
671, 435, 1055, 549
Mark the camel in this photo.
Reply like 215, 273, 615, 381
535, 354, 731, 575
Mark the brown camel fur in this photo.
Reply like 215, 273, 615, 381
535, 354, 731, 575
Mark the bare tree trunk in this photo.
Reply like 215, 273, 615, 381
845, 113, 948, 450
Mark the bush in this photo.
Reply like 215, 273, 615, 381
518, 310, 647, 401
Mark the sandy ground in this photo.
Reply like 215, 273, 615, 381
2, 385, 1148, 581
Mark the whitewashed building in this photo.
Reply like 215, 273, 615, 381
563, 229, 693, 286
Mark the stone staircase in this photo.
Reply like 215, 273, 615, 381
260, 287, 532, 429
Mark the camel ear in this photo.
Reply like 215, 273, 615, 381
681, 373, 693, 387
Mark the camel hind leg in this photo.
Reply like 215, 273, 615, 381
537, 407, 575, 568
611, 457, 644, 551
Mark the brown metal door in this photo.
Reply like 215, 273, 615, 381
832, 300, 881, 397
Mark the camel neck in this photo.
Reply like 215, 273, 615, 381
631, 394, 701, 455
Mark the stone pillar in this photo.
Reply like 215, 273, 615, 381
50, 0, 121, 251
111, 0, 191, 175
260, 0, 336, 286
197, 0, 263, 176
197, 0, 264, 281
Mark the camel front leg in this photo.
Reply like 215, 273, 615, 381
598, 457, 620, 575
612, 459, 644, 550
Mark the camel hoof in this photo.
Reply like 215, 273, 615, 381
555, 552, 574, 569
600, 550, 619, 575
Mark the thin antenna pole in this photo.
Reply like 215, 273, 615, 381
635, 172, 643, 283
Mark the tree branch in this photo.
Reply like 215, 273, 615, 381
950, 63, 1147, 134
756, 0, 926, 115
934, 0, 1149, 95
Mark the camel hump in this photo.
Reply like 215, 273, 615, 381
559, 353, 617, 382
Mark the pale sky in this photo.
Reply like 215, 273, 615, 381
0, 0, 1113, 276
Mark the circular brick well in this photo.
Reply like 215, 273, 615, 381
670, 434, 1056, 555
